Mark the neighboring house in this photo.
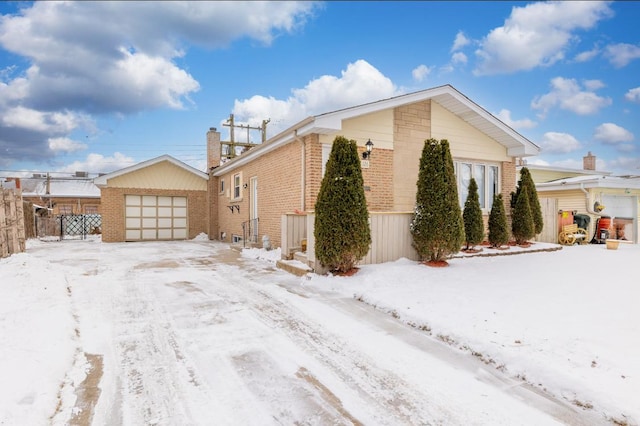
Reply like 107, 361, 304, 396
207, 84, 540, 261
94, 155, 209, 242
525, 153, 640, 244
3, 172, 101, 215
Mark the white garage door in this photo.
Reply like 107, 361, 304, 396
125, 195, 188, 241
602, 195, 635, 219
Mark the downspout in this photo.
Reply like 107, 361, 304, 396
294, 130, 305, 212
580, 183, 600, 215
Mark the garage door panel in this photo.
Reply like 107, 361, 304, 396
602, 195, 634, 218
142, 207, 156, 217
126, 218, 140, 228
126, 229, 141, 240
142, 218, 157, 228
142, 229, 157, 239
158, 229, 173, 239
125, 195, 187, 241
142, 195, 156, 206
158, 218, 172, 227
158, 196, 172, 206
125, 206, 140, 216
125, 195, 140, 204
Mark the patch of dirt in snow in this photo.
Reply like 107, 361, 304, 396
69, 353, 103, 426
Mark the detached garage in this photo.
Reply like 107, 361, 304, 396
95, 155, 209, 242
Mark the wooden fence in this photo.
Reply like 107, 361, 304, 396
1, 188, 26, 258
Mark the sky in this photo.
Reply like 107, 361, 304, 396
2, 236, 637, 424
0, 1, 639, 178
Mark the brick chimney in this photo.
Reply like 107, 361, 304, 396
206, 127, 221, 170
583, 151, 596, 171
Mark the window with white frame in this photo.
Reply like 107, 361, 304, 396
455, 161, 499, 211
233, 173, 241, 199
220, 179, 225, 194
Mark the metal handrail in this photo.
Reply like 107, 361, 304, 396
241, 218, 259, 247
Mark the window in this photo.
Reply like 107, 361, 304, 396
233, 173, 241, 199
455, 161, 499, 211
58, 204, 73, 215
84, 205, 99, 214
220, 179, 225, 194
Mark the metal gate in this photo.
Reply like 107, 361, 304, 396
36, 214, 102, 240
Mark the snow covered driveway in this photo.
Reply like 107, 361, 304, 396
3, 238, 603, 425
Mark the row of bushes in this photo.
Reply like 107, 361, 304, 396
314, 136, 543, 273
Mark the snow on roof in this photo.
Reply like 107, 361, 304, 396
536, 174, 640, 190
20, 178, 100, 198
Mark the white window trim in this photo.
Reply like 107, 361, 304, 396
455, 160, 500, 213
232, 172, 243, 201
219, 179, 225, 194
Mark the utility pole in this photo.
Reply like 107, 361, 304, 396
220, 114, 269, 162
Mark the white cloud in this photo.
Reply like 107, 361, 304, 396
451, 52, 467, 65
451, 31, 470, 52
495, 109, 537, 130
531, 77, 612, 118
48, 137, 87, 153
593, 123, 634, 144
56, 152, 136, 175
583, 79, 605, 91
605, 156, 640, 175
0, 1, 319, 166
232, 60, 398, 137
625, 87, 640, 103
604, 43, 640, 68
412, 64, 433, 82
538, 132, 582, 154
474, 1, 613, 75
574, 46, 600, 63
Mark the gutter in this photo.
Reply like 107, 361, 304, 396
294, 130, 306, 212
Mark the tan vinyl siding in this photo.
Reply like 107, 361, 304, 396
107, 161, 207, 191
319, 109, 394, 151
431, 101, 510, 163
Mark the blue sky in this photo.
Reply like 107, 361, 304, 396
0, 1, 639, 177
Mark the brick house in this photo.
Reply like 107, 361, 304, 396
9, 172, 101, 215
95, 155, 208, 242
207, 84, 540, 259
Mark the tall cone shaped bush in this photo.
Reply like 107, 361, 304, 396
410, 139, 464, 264
314, 136, 371, 273
511, 184, 535, 244
463, 177, 484, 250
518, 167, 543, 235
488, 194, 509, 248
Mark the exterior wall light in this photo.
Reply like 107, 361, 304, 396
362, 139, 374, 159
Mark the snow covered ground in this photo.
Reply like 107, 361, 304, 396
0, 235, 637, 425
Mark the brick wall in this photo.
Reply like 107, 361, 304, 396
393, 101, 431, 211
21, 196, 100, 215
215, 140, 303, 247
100, 187, 207, 242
